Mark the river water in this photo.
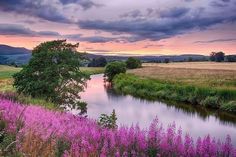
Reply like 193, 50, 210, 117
80, 74, 236, 144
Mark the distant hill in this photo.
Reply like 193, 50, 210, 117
0, 44, 31, 65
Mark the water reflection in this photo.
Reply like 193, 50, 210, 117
80, 74, 236, 144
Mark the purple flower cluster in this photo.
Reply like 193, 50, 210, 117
0, 98, 235, 156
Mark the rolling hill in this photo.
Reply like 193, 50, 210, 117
0, 44, 31, 65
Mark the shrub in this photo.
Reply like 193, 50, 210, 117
126, 57, 142, 69
221, 101, 236, 113
201, 96, 220, 108
98, 110, 117, 129
104, 61, 126, 82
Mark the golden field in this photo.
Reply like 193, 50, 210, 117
128, 62, 236, 90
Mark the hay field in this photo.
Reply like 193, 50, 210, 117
128, 62, 236, 90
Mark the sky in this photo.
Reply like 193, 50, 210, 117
0, 0, 236, 55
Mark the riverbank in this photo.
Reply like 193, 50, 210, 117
113, 63, 236, 114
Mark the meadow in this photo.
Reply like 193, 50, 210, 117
113, 62, 236, 113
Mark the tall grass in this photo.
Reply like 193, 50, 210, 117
0, 97, 235, 156
113, 74, 236, 114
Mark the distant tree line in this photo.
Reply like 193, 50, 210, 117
210, 51, 236, 62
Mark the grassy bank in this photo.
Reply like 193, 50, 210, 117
0, 65, 104, 109
113, 73, 236, 114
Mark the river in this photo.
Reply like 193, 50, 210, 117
79, 74, 236, 144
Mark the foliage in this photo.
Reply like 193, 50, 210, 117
126, 57, 142, 69
164, 58, 170, 63
13, 40, 89, 114
201, 96, 220, 108
221, 101, 236, 113
88, 57, 107, 67
98, 109, 117, 129
226, 55, 236, 62
104, 61, 126, 82
113, 74, 236, 112
210, 52, 225, 62
0, 98, 235, 156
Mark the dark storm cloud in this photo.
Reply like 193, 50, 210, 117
194, 38, 236, 43
79, 12, 236, 42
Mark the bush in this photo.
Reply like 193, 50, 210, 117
201, 96, 220, 108
126, 57, 142, 69
221, 101, 236, 113
104, 61, 126, 82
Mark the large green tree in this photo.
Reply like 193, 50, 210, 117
13, 40, 89, 114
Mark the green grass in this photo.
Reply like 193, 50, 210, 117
0, 65, 21, 79
113, 73, 236, 114
80, 67, 104, 75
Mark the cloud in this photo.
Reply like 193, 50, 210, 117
120, 10, 142, 18
210, 0, 231, 7
194, 38, 236, 43
0, 0, 71, 23
0, 23, 62, 38
0, 23, 37, 36
0, 23, 115, 43
59, 0, 102, 10
64, 34, 115, 43
0, 0, 101, 23
143, 44, 164, 49
159, 7, 189, 18
78, 11, 236, 42
120, 7, 189, 19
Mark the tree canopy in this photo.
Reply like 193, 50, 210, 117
104, 61, 126, 82
126, 57, 142, 69
210, 52, 225, 62
13, 40, 89, 114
